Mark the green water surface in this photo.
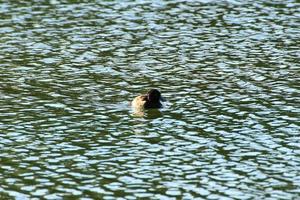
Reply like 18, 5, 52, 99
0, 0, 299, 199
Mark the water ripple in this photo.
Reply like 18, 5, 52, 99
0, 0, 299, 199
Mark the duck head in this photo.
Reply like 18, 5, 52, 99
147, 89, 165, 103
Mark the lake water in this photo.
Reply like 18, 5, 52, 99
0, 0, 299, 199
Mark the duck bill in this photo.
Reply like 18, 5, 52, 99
160, 96, 166, 102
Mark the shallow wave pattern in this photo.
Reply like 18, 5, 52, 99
0, 0, 299, 199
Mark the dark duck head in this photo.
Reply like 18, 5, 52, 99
144, 89, 164, 109
132, 89, 165, 109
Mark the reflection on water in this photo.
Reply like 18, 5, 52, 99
132, 108, 164, 119
0, 0, 300, 199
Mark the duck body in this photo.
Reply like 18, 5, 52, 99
132, 89, 164, 109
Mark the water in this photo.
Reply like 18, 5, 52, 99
0, 0, 299, 199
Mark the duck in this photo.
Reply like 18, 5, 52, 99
132, 89, 165, 109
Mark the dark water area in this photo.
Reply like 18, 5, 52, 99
0, 0, 299, 199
